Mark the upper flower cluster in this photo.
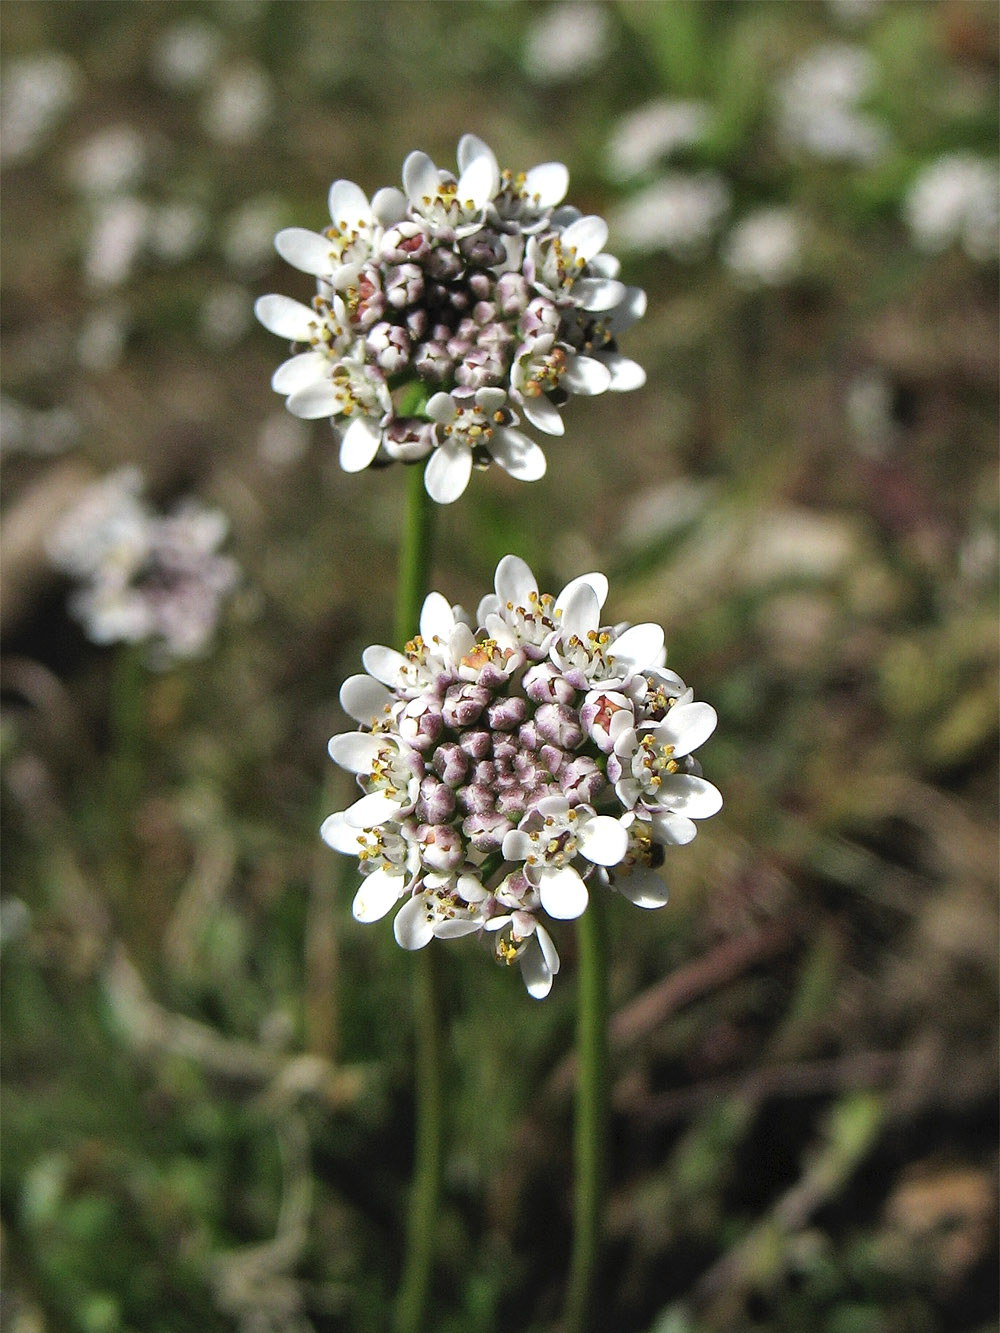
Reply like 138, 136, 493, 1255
256, 135, 646, 503
47, 466, 239, 667
322, 556, 721, 997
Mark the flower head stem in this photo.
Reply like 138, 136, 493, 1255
564, 884, 609, 1333
392, 462, 442, 1333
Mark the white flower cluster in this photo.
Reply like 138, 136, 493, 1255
47, 466, 239, 667
903, 154, 999, 263
322, 557, 721, 998
255, 135, 646, 504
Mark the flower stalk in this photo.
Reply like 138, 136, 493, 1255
564, 887, 609, 1333
392, 462, 441, 1333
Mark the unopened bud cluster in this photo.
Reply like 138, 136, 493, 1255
256, 135, 646, 503
322, 557, 721, 997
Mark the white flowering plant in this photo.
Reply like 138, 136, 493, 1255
255, 134, 646, 503
321, 556, 720, 998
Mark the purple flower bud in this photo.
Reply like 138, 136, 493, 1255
406, 308, 428, 339
559, 756, 606, 805
496, 785, 529, 816
460, 229, 506, 267
366, 321, 411, 375
473, 300, 498, 325
354, 266, 386, 329
468, 271, 493, 301
418, 823, 463, 871
383, 417, 436, 463
442, 682, 491, 728
398, 695, 443, 747
493, 735, 518, 766
413, 341, 453, 382
380, 221, 431, 264
539, 744, 564, 776
523, 662, 577, 705
432, 741, 469, 786
518, 719, 541, 751
416, 775, 456, 824
459, 730, 491, 760
519, 295, 559, 340
535, 702, 584, 750
458, 781, 495, 816
455, 348, 504, 390
385, 263, 424, 309
472, 759, 497, 786
477, 322, 514, 354
496, 272, 530, 317
425, 246, 464, 282
487, 695, 527, 731
462, 809, 509, 853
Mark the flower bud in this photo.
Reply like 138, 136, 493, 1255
459, 729, 491, 760
523, 661, 576, 705
385, 262, 424, 309
380, 221, 431, 264
413, 341, 453, 382
432, 741, 469, 786
559, 755, 606, 805
496, 272, 530, 317
535, 702, 584, 750
416, 775, 456, 824
418, 823, 463, 871
486, 695, 527, 731
366, 321, 411, 375
442, 681, 491, 728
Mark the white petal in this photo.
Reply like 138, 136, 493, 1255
425, 391, 456, 424
494, 555, 538, 611
419, 590, 454, 643
603, 352, 647, 391
344, 791, 400, 828
271, 351, 329, 395
393, 895, 434, 949
608, 623, 665, 676
370, 186, 407, 226
556, 581, 601, 642
488, 427, 547, 482
434, 917, 482, 939
424, 443, 472, 505
474, 386, 507, 415
320, 811, 362, 855
286, 381, 341, 419
561, 215, 609, 263
656, 702, 718, 757
275, 227, 338, 277
402, 151, 440, 204
502, 829, 534, 862
572, 277, 627, 312
654, 774, 723, 819
362, 643, 408, 687
539, 866, 589, 920
520, 393, 565, 437
457, 152, 498, 209
649, 810, 697, 845
562, 354, 612, 395
608, 285, 647, 331
328, 731, 384, 773
339, 416, 382, 471
352, 869, 404, 923
616, 867, 670, 908
255, 294, 318, 340
556, 572, 608, 617
578, 815, 629, 867
340, 673, 392, 724
328, 179, 371, 228
518, 934, 554, 999
535, 923, 561, 975
457, 133, 497, 175
524, 161, 569, 208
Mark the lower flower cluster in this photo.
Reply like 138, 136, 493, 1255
322, 556, 721, 997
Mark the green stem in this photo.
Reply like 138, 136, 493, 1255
564, 888, 609, 1333
392, 463, 441, 1333
105, 643, 145, 856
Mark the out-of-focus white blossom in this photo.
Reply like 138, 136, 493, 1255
150, 18, 224, 90
606, 100, 711, 180
77, 307, 129, 371
722, 207, 803, 289
201, 63, 273, 143
222, 195, 287, 273
903, 154, 999, 262
256, 134, 646, 502
150, 202, 209, 263
47, 467, 239, 667
200, 284, 254, 345
68, 126, 146, 196
610, 172, 731, 258
257, 413, 310, 467
322, 556, 721, 998
83, 197, 150, 289
0, 397, 81, 457
522, 2, 611, 84
0, 52, 82, 163
776, 43, 889, 163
